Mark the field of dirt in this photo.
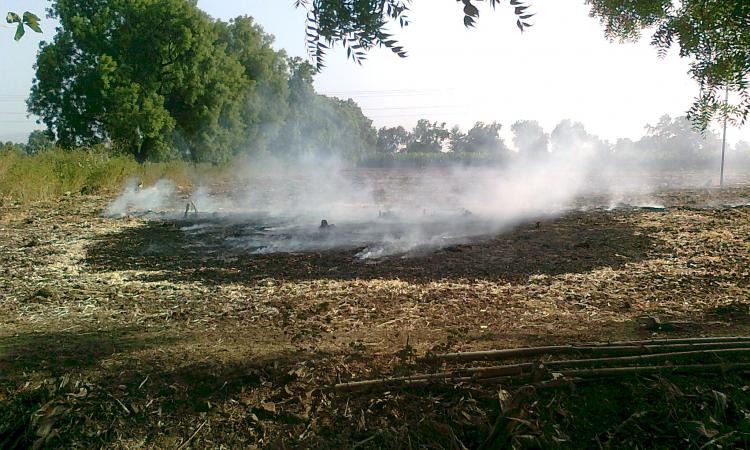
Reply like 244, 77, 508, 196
1, 175, 750, 448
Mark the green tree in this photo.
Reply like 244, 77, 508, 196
448, 125, 466, 152
28, 0, 248, 163
1, 141, 25, 153
405, 119, 449, 153
272, 58, 377, 160
454, 121, 507, 154
376, 126, 409, 153
18, 1, 748, 129
511, 120, 548, 156
217, 16, 290, 153
550, 119, 609, 156
25, 130, 55, 154
639, 114, 720, 163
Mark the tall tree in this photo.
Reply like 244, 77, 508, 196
511, 120, 548, 156
454, 121, 507, 154
25, 130, 55, 155
550, 119, 609, 156
272, 58, 377, 159
217, 16, 290, 153
639, 114, 720, 163
377, 126, 409, 153
14, 2, 749, 128
448, 125, 466, 152
28, 0, 248, 163
405, 119, 449, 153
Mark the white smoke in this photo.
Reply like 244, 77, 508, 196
105, 178, 177, 217
105, 120, 737, 259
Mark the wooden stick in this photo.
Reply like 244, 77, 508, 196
473, 348, 750, 378
562, 362, 750, 378
175, 420, 207, 450
586, 336, 750, 346
335, 348, 750, 392
547, 347, 750, 368
424, 341, 750, 363
443, 362, 750, 386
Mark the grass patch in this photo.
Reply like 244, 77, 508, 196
0, 148, 226, 203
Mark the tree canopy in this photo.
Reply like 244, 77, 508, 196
405, 120, 450, 153
272, 59, 377, 159
511, 120, 548, 156
27, 0, 376, 163
29, 0, 248, 162
376, 126, 409, 153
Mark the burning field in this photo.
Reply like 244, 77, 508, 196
1, 166, 750, 448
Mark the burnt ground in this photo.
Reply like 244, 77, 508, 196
0, 185, 749, 448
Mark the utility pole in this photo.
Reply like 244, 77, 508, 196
720, 86, 729, 187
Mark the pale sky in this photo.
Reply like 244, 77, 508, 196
2, 0, 748, 145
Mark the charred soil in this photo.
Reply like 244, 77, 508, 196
1, 185, 749, 448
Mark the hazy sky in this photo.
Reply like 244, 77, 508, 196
2, 0, 748, 144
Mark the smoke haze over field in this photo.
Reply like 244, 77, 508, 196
106, 179, 177, 217
104, 145, 734, 258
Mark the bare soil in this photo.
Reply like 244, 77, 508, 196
1, 184, 749, 449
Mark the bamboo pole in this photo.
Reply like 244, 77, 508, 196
720, 85, 729, 187
585, 336, 750, 347
334, 348, 750, 392
424, 340, 750, 363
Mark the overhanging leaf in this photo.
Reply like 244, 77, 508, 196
463, 3, 479, 18
15, 23, 25, 41
6, 12, 22, 24
23, 12, 42, 33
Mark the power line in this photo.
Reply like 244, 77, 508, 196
361, 105, 468, 111
323, 90, 459, 99
366, 113, 471, 119
321, 88, 456, 95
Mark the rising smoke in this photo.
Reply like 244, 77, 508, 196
106, 179, 177, 217
105, 118, 742, 259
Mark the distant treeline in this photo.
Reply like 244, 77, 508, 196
363, 116, 750, 168
10, 114, 750, 169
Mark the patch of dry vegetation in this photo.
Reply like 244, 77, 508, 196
0, 148, 232, 204
0, 186, 749, 448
